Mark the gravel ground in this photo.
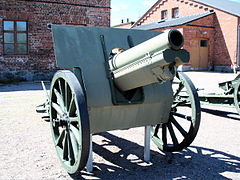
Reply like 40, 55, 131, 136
0, 72, 240, 180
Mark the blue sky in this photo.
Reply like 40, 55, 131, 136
111, 0, 158, 26
111, 0, 240, 26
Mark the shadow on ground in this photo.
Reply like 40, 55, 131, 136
201, 107, 240, 121
70, 132, 240, 180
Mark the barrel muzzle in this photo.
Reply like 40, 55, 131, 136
168, 29, 184, 50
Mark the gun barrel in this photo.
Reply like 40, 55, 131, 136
109, 29, 189, 92
109, 29, 184, 71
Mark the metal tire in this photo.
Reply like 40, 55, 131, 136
152, 72, 201, 152
50, 70, 90, 173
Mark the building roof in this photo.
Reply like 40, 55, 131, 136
193, 0, 240, 17
133, 11, 215, 30
133, 0, 240, 28
113, 21, 135, 28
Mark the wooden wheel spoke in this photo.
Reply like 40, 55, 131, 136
171, 116, 188, 137
172, 100, 188, 108
69, 99, 76, 117
65, 81, 68, 110
171, 111, 191, 121
53, 120, 60, 128
69, 131, 79, 164
56, 130, 66, 147
58, 79, 63, 96
63, 132, 69, 160
174, 82, 184, 99
153, 124, 160, 136
52, 102, 65, 116
68, 132, 76, 165
54, 88, 65, 111
69, 117, 79, 123
70, 124, 80, 143
65, 87, 76, 117
162, 124, 167, 145
167, 123, 179, 146
68, 94, 74, 112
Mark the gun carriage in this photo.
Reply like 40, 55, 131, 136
38, 25, 201, 173
196, 74, 240, 114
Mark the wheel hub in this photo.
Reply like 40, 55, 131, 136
55, 113, 71, 127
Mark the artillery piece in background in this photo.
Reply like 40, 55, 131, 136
39, 25, 201, 174
196, 74, 240, 114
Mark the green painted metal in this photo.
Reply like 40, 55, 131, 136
111, 48, 189, 91
109, 29, 184, 71
47, 25, 198, 172
50, 71, 90, 174
151, 72, 201, 152
234, 80, 240, 114
51, 25, 177, 133
218, 74, 240, 93
52, 25, 162, 68
109, 29, 188, 91
36, 81, 50, 117
198, 94, 234, 107
198, 75, 240, 114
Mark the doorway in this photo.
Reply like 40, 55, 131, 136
190, 38, 209, 69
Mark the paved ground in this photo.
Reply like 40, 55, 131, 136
0, 72, 240, 180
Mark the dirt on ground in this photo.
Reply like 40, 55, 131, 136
0, 72, 240, 179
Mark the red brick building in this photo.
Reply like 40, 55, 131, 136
133, 0, 240, 72
0, 0, 110, 81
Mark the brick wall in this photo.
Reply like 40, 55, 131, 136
183, 14, 215, 66
134, 0, 240, 70
0, 0, 110, 81
154, 15, 214, 67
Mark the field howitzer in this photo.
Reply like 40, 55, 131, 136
197, 74, 240, 114
40, 25, 201, 173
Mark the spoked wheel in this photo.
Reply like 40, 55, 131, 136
50, 70, 90, 173
152, 72, 201, 152
234, 80, 240, 115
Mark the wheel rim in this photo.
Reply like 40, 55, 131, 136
152, 72, 201, 152
234, 80, 240, 115
50, 70, 90, 173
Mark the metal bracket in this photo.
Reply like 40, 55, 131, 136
144, 126, 151, 162
100, 34, 144, 106
86, 134, 93, 173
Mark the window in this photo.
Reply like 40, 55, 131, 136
172, 8, 179, 18
200, 40, 208, 47
3, 20, 28, 55
161, 10, 168, 20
